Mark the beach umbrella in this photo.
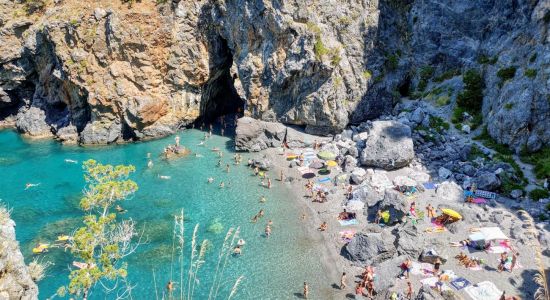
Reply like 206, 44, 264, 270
317, 151, 336, 161
302, 172, 315, 179
318, 168, 331, 175
441, 208, 462, 220
326, 160, 338, 167
309, 161, 324, 169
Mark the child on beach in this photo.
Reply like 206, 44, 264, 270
426, 203, 436, 219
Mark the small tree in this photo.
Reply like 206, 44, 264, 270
61, 160, 140, 299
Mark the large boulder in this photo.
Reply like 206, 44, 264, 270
435, 181, 463, 202
235, 117, 286, 152
373, 255, 408, 293
343, 231, 397, 266
15, 107, 53, 138
359, 121, 415, 170
350, 167, 367, 184
475, 172, 501, 191
80, 121, 121, 144
285, 126, 331, 149
395, 224, 425, 258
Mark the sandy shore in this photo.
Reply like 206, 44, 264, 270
251, 147, 544, 299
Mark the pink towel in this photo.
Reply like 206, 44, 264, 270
472, 198, 487, 204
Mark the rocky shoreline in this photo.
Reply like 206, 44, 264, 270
0, 208, 38, 300
237, 113, 550, 299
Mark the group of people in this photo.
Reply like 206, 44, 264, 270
355, 266, 376, 298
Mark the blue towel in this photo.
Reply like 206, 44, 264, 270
338, 219, 358, 226
450, 277, 471, 290
423, 182, 436, 189
317, 177, 331, 183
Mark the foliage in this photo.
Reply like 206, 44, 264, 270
530, 53, 538, 63
530, 189, 550, 201
474, 127, 525, 181
362, 70, 372, 79
524, 68, 537, 78
28, 258, 52, 282
520, 147, 550, 179
417, 66, 434, 92
428, 116, 450, 133
306, 22, 321, 36
496, 66, 517, 81
457, 69, 484, 112
499, 173, 524, 195
504, 103, 514, 110
313, 37, 332, 62
544, 11, 550, 23
24, 0, 46, 14
385, 54, 399, 70
433, 69, 460, 82
477, 55, 498, 65
64, 160, 139, 299
435, 95, 451, 107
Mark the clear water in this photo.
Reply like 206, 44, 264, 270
0, 129, 330, 299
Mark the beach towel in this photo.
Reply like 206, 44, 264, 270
338, 219, 358, 226
475, 190, 496, 199
450, 277, 471, 290
411, 262, 434, 276
472, 198, 487, 204
467, 265, 483, 271
423, 182, 437, 190
419, 277, 452, 291
487, 245, 510, 254
317, 177, 331, 183
464, 281, 502, 300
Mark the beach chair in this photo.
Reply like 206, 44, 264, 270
474, 189, 496, 199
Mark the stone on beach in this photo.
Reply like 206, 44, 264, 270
342, 231, 397, 266
235, 117, 286, 152
359, 121, 415, 170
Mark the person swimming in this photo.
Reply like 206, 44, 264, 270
159, 175, 171, 180
64, 159, 78, 164
25, 183, 40, 190
219, 181, 225, 188
233, 245, 242, 255
198, 141, 205, 146
147, 160, 154, 168
195, 153, 204, 158
207, 177, 214, 183
115, 205, 127, 213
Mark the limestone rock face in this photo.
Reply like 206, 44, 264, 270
235, 117, 286, 152
359, 121, 415, 170
343, 231, 397, 266
0, 215, 38, 299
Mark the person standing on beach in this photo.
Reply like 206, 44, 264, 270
426, 203, 436, 219
406, 281, 413, 299
279, 170, 284, 181
340, 272, 347, 289
510, 251, 518, 272
226, 164, 230, 173
303, 282, 309, 299
267, 178, 272, 189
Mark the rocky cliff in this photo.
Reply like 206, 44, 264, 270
0, 210, 38, 300
0, 0, 548, 149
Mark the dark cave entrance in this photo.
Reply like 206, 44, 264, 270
398, 76, 411, 97
198, 36, 244, 124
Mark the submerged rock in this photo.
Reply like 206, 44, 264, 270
359, 121, 415, 170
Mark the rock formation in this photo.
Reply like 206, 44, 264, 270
0, 0, 546, 148
0, 213, 38, 299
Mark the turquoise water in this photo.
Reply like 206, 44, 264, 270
0, 129, 330, 299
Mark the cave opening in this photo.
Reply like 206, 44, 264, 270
398, 76, 411, 97
198, 36, 244, 125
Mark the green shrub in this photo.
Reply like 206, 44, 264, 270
307, 22, 322, 36
363, 70, 372, 79
435, 95, 451, 107
497, 66, 517, 81
451, 107, 465, 124
386, 54, 399, 70
499, 173, 525, 195
477, 55, 498, 65
474, 127, 513, 156
457, 69, 484, 112
520, 146, 550, 179
546, 202, 550, 212
434, 69, 460, 82
544, 11, 550, 23
529, 189, 550, 201
524, 69, 537, 78
314, 37, 329, 59
529, 53, 537, 63
24, 0, 45, 14
504, 103, 514, 110
429, 116, 450, 133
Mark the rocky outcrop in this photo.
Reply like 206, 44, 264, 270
342, 230, 396, 266
1, 0, 548, 150
0, 213, 38, 299
359, 121, 415, 170
235, 117, 286, 152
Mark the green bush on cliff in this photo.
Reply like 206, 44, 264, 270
386, 54, 399, 70
477, 55, 498, 65
457, 69, 484, 112
434, 69, 460, 82
314, 37, 329, 59
24, 0, 45, 14
530, 189, 550, 201
520, 146, 550, 179
497, 66, 517, 81
524, 69, 537, 78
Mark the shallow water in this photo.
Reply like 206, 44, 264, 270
0, 130, 329, 299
